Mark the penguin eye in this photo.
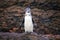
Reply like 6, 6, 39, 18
28, 11, 30, 13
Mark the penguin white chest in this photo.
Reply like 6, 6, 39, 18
24, 16, 33, 32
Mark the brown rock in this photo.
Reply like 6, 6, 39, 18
0, 0, 17, 8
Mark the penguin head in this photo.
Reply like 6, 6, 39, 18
25, 7, 31, 16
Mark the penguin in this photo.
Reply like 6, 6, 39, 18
24, 7, 33, 33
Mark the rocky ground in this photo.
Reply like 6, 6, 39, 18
0, 32, 60, 40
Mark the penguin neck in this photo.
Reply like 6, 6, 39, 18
25, 12, 31, 16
